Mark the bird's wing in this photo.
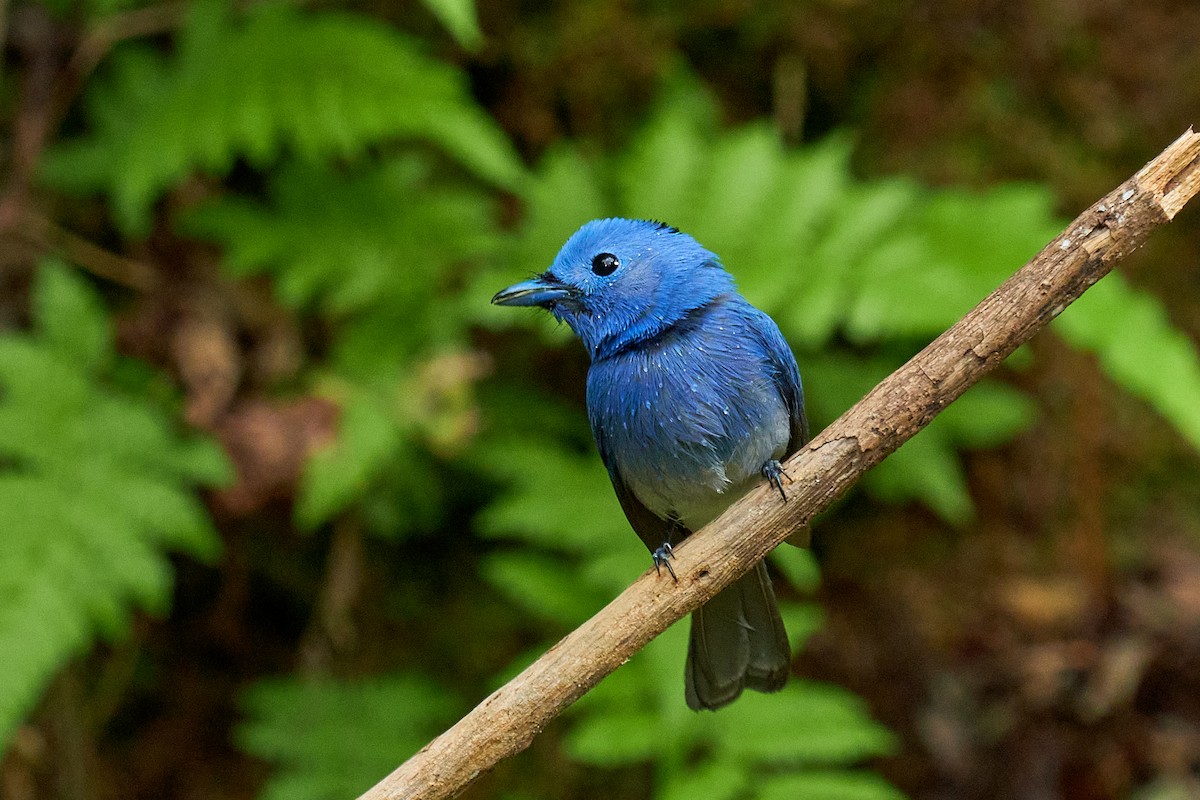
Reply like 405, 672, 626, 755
751, 311, 812, 546
591, 418, 676, 553
753, 311, 809, 455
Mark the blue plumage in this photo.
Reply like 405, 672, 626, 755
493, 218, 808, 710
587, 297, 794, 530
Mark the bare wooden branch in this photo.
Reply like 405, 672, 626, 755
359, 129, 1200, 800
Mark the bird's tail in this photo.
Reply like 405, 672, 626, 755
684, 561, 790, 711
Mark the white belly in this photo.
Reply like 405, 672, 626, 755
628, 399, 790, 532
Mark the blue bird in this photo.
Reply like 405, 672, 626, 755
492, 218, 808, 710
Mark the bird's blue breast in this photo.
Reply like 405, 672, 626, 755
586, 295, 791, 530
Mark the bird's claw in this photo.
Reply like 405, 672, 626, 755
653, 542, 677, 581
762, 459, 791, 502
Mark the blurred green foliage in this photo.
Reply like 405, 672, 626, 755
5, 0, 1200, 798
41, 0, 523, 231
0, 260, 229, 745
238, 675, 459, 800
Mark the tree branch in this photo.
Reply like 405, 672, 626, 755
359, 128, 1200, 800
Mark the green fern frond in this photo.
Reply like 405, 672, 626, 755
41, 0, 525, 232
1056, 271, 1200, 450
756, 770, 908, 800
0, 260, 229, 750
803, 353, 1036, 524
419, 0, 484, 50
609, 77, 1058, 348
565, 649, 899, 797
294, 389, 404, 530
238, 674, 458, 800
186, 155, 499, 528
185, 157, 497, 323
474, 435, 629, 553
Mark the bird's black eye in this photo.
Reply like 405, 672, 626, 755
591, 252, 620, 276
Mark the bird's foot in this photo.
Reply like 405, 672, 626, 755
762, 459, 791, 502
653, 542, 677, 581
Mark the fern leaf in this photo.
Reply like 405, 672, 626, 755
1056, 271, 1200, 449
564, 709, 666, 765
33, 258, 112, 371
238, 675, 458, 800
482, 551, 607, 625
803, 353, 1036, 522
714, 683, 897, 763
419, 0, 484, 50
185, 157, 497, 322
296, 391, 404, 530
185, 155, 501, 529
659, 760, 748, 800
41, 1, 525, 232
473, 435, 629, 552
845, 185, 1061, 341
616, 76, 716, 229
0, 261, 228, 749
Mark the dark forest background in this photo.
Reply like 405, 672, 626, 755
1, 1, 1199, 798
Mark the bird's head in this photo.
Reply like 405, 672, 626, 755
492, 218, 734, 359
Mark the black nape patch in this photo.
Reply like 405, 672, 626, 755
644, 219, 680, 234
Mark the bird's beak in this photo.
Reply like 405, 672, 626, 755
491, 274, 577, 307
